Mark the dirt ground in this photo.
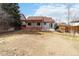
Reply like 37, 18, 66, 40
0, 30, 79, 56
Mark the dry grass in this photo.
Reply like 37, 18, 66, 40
54, 32, 79, 40
0, 30, 79, 56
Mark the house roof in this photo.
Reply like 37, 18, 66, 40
70, 18, 79, 23
24, 16, 55, 23
71, 20, 79, 23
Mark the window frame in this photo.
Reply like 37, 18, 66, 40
28, 22, 31, 26
37, 22, 40, 26
44, 22, 46, 25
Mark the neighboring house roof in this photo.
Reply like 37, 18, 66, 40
70, 18, 79, 23
70, 22, 79, 26
23, 16, 55, 23
70, 18, 79, 26
71, 20, 79, 23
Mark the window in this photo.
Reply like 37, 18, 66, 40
44, 22, 46, 25
28, 22, 31, 26
51, 23, 52, 28
37, 23, 40, 26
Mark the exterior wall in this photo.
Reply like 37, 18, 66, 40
42, 23, 51, 31
26, 22, 42, 27
51, 23, 55, 29
21, 21, 55, 31
42, 22, 55, 31
26, 22, 42, 31
21, 22, 42, 31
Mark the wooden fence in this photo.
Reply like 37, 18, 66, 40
59, 25, 79, 33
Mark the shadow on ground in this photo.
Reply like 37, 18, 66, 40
14, 30, 42, 35
0, 30, 43, 38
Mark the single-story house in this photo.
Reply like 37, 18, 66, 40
20, 15, 55, 31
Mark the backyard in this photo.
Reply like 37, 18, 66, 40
0, 30, 79, 56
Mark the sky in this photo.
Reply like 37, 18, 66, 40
19, 3, 79, 23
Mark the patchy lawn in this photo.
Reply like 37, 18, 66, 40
0, 30, 79, 56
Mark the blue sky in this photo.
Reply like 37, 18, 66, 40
19, 3, 42, 15
19, 3, 79, 23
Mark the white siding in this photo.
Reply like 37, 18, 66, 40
42, 23, 54, 31
22, 21, 26, 25
26, 22, 42, 27
24, 22, 55, 31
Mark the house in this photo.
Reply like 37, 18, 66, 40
20, 15, 55, 31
